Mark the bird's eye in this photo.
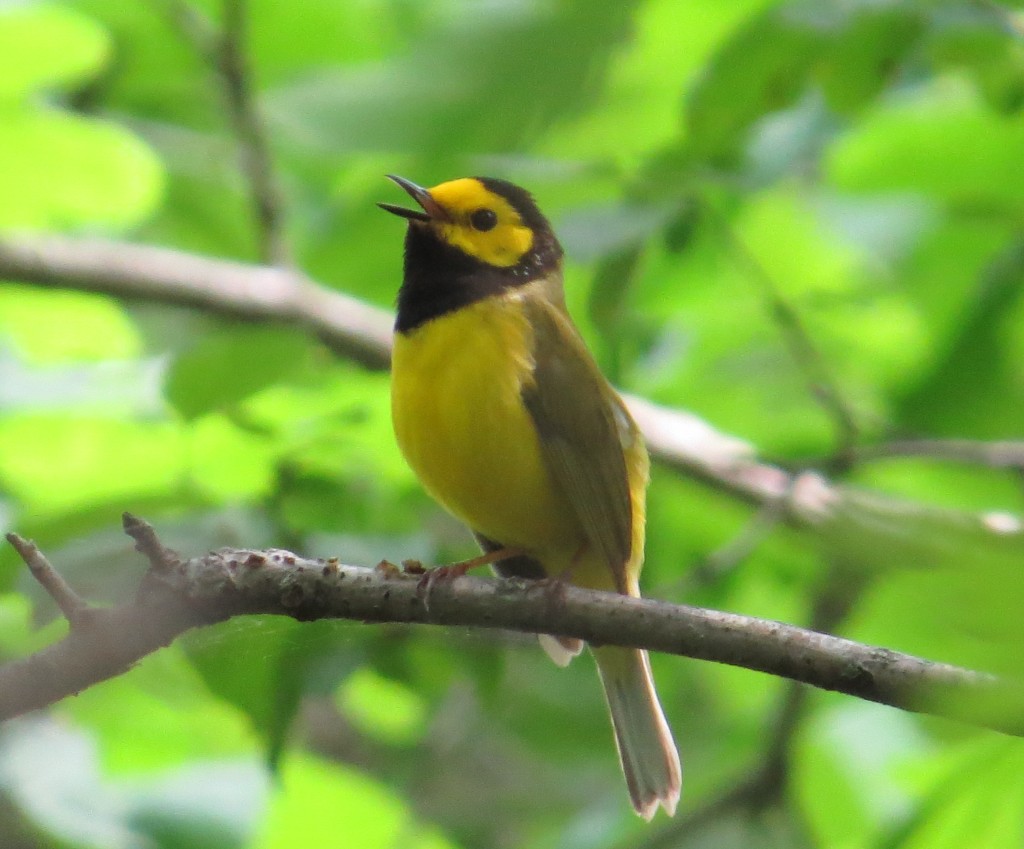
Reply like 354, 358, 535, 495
469, 208, 498, 232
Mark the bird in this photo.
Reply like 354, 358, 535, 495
380, 174, 681, 819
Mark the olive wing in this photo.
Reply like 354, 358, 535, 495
520, 295, 638, 592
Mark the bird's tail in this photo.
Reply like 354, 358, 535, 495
592, 645, 681, 820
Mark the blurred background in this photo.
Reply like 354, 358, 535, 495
1, 0, 1024, 847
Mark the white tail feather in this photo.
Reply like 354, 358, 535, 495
593, 645, 681, 819
538, 633, 584, 667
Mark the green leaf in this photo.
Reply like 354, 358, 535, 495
248, 0, 414, 82
539, 0, 771, 164
0, 107, 164, 230
817, 7, 924, 116
826, 487, 1024, 678
263, 3, 639, 157
241, 366, 421, 536
125, 760, 269, 849
253, 753, 457, 849
185, 617, 306, 769
164, 326, 315, 420
336, 666, 427, 745
793, 701, 933, 849
0, 4, 109, 100
0, 414, 186, 514
61, 645, 258, 773
0, 715, 147, 847
685, 7, 821, 163
0, 285, 140, 363
0, 591, 64, 659
0, 715, 267, 849
894, 240, 1024, 438
899, 738, 1024, 849
927, 11, 1024, 114
185, 618, 362, 768
187, 415, 277, 502
558, 203, 669, 264
826, 81, 1024, 212
627, 186, 917, 455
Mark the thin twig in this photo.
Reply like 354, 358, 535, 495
4, 533, 90, 627
123, 512, 181, 572
680, 500, 787, 591
711, 212, 860, 455
159, 0, 290, 264
159, 0, 217, 59
851, 438, 1024, 470
217, 0, 290, 265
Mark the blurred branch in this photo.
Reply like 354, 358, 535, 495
851, 438, 1024, 471
158, 0, 290, 264
628, 772, 774, 849
0, 234, 787, 506
713, 214, 861, 455
1, 515, 1022, 737
5, 533, 91, 627
678, 500, 786, 592
1, 234, 1022, 544
972, 0, 1024, 39
0, 235, 389, 367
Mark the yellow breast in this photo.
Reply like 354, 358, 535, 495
391, 290, 581, 558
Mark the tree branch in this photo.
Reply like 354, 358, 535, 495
217, 0, 290, 265
4, 533, 91, 627
1, 234, 1021, 552
0, 235, 390, 368
851, 438, 1024, 471
0, 234, 785, 502
1, 517, 1021, 736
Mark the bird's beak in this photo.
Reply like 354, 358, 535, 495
378, 175, 448, 222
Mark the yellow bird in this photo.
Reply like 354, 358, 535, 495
380, 175, 681, 819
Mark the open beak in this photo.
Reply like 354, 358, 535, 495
378, 175, 447, 222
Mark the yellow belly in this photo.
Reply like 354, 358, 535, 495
391, 293, 581, 559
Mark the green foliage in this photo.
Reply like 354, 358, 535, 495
0, 3, 163, 231
338, 666, 428, 745
254, 753, 457, 849
164, 326, 315, 420
2, 0, 1024, 847
0, 4, 108, 100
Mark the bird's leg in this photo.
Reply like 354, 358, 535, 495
528, 541, 587, 599
531, 542, 589, 661
417, 545, 525, 598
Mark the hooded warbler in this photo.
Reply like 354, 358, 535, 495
380, 175, 681, 819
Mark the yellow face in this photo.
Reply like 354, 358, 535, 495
427, 178, 535, 268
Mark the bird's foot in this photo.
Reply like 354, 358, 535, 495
527, 557, 580, 602
416, 547, 524, 607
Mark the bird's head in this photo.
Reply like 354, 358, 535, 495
379, 175, 562, 276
